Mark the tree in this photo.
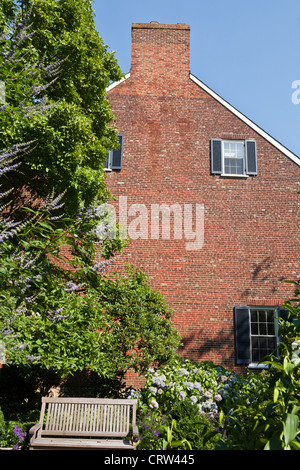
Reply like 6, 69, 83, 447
0, 3, 181, 398
1, 0, 123, 216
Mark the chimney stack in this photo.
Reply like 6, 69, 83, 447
130, 22, 191, 89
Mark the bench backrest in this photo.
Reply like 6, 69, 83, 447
38, 397, 137, 438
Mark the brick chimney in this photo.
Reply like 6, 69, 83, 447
130, 22, 191, 89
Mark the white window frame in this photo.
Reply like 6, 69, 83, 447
248, 306, 279, 369
104, 149, 113, 171
104, 134, 123, 171
221, 140, 247, 177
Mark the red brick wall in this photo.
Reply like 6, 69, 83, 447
106, 23, 300, 373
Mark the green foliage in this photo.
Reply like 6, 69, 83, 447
134, 359, 238, 450
135, 409, 192, 451
167, 400, 220, 450
0, 0, 123, 216
0, 2, 181, 396
138, 357, 240, 418
0, 406, 6, 440
0, 200, 180, 384
133, 320, 299, 451
0, 0, 16, 28
98, 266, 182, 375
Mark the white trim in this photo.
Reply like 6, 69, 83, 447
190, 74, 300, 167
106, 73, 130, 92
106, 72, 300, 167
221, 174, 249, 179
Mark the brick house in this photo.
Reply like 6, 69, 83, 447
105, 22, 300, 374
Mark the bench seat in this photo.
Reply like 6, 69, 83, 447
30, 437, 135, 450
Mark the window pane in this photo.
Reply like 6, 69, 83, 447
236, 143, 244, 157
259, 310, 266, 322
268, 337, 277, 351
267, 322, 275, 335
260, 323, 267, 335
259, 337, 267, 349
250, 308, 277, 363
251, 310, 258, 322
267, 311, 274, 322
223, 141, 245, 175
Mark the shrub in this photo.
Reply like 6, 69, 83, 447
168, 400, 220, 450
134, 358, 243, 450
0, 406, 6, 442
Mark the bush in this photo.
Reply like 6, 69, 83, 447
168, 400, 220, 450
134, 358, 240, 450
0, 406, 6, 442
0, 413, 29, 450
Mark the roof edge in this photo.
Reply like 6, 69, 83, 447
106, 73, 130, 93
190, 74, 300, 167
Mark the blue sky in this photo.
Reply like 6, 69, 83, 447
93, 0, 300, 158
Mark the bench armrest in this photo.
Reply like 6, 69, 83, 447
132, 425, 139, 438
29, 423, 41, 438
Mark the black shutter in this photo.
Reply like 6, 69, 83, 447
210, 139, 222, 174
234, 306, 251, 364
111, 134, 123, 170
278, 307, 293, 323
245, 140, 257, 175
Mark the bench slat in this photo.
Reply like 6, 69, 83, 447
41, 401, 135, 436
30, 437, 135, 450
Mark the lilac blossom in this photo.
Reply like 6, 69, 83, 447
12, 343, 28, 350
64, 281, 85, 292
26, 355, 41, 362
41, 188, 66, 212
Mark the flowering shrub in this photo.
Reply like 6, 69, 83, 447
138, 358, 244, 421
136, 424, 165, 450
216, 286, 300, 450
0, 421, 27, 450
12, 425, 27, 450
132, 358, 272, 450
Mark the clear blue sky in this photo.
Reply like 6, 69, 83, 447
93, 0, 300, 158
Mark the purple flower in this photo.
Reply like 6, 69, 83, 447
26, 355, 41, 362
12, 343, 28, 350
13, 424, 27, 446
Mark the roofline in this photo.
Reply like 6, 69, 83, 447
106, 72, 300, 167
106, 73, 130, 92
190, 73, 300, 167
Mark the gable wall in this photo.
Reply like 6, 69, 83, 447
105, 23, 300, 372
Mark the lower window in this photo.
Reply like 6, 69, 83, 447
250, 308, 277, 364
234, 305, 291, 366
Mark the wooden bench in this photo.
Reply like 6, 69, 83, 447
29, 397, 138, 450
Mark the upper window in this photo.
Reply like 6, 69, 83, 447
234, 305, 293, 367
105, 134, 123, 170
211, 139, 257, 176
